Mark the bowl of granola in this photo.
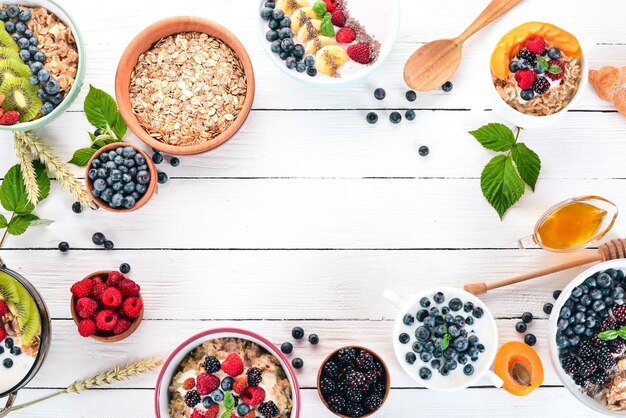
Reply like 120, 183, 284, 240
116, 17, 255, 155
489, 22, 588, 128
0, 0, 84, 130
155, 328, 300, 418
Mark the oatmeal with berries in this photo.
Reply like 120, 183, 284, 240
490, 22, 583, 116
168, 337, 293, 418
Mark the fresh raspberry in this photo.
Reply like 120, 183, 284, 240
242, 412, 255, 418
118, 279, 140, 298
514, 69, 537, 90
0, 300, 8, 316
71, 279, 94, 298
204, 404, 219, 418
101, 287, 122, 307
241, 385, 266, 406
614, 306, 626, 324
122, 297, 143, 318
95, 309, 118, 331
323, 0, 336, 12
0, 111, 19, 125
75, 297, 98, 318
182, 377, 195, 390
196, 373, 220, 395
546, 59, 565, 81
78, 319, 96, 337
336, 27, 356, 44
92, 276, 104, 286
91, 284, 108, 301
524, 36, 545, 55
247, 367, 263, 386
0, 328, 6, 341
222, 353, 244, 377
347, 43, 372, 64
113, 318, 131, 335
331, 9, 346, 27
232, 375, 248, 394
258, 401, 279, 418
107, 271, 124, 287
532, 77, 550, 94
191, 410, 205, 418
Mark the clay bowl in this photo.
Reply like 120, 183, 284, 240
115, 16, 255, 155
317, 346, 391, 417
70, 270, 144, 342
85, 142, 157, 213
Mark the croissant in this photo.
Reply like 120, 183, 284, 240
589, 66, 626, 117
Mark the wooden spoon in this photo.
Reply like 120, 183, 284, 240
404, 0, 521, 91
464, 239, 626, 296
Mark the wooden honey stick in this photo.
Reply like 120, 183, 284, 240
464, 238, 626, 296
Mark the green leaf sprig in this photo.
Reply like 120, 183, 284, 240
312, 0, 327, 18
469, 123, 542, 219
321, 13, 335, 37
0, 162, 52, 246
220, 391, 235, 417
598, 326, 626, 341
69, 85, 127, 166
441, 325, 451, 350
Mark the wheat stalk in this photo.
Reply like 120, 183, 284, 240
15, 131, 95, 208
10, 358, 163, 412
13, 136, 39, 205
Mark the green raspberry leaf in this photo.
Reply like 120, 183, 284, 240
313, 0, 327, 18
321, 13, 335, 37
537, 56, 549, 70
84, 85, 126, 138
69, 148, 97, 167
0, 214, 6, 228
7, 213, 39, 236
468, 123, 516, 152
512, 143, 541, 191
598, 329, 619, 341
223, 391, 235, 410
480, 155, 525, 219
0, 164, 33, 214
548, 65, 563, 75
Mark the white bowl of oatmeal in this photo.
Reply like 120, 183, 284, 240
258, 0, 400, 85
489, 22, 588, 128
155, 328, 301, 418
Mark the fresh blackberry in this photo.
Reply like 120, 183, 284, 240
258, 401, 279, 418
578, 360, 598, 378
345, 403, 365, 417
588, 371, 611, 385
247, 367, 263, 386
364, 394, 383, 412
345, 370, 369, 391
339, 365, 356, 381
613, 305, 626, 323
560, 355, 580, 375
595, 349, 615, 370
323, 361, 340, 379
609, 338, 626, 354
517, 49, 537, 64
591, 336, 608, 348
355, 350, 376, 371
601, 317, 618, 331
578, 340, 595, 359
337, 347, 357, 365
532, 77, 550, 94
364, 368, 382, 384
320, 378, 337, 396
369, 381, 386, 398
184, 390, 201, 408
327, 394, 346, 414
204, 356, 221, 374
344, 387, 364, 404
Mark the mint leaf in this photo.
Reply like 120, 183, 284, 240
312, 0, 327, 18
548, 65, 563, 75
537, 56, 549, 70
0, 214, 6, 228
223, 391, 234, 410
33, 161, 50, 203
441, 334, 450, 350
84, 85, 120, 131
480, 155, 525, 219
511, 143, 541, 191
0, 164, 34, 214
7, 213, 39, 235
69, 148, 97, 167
598, 329, 619, 341
618, 327, 626, 340
321, 13, 335, 37
221, 410, 232, 418
469, 123, 516, 152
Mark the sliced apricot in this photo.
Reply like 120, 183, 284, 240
491, 22, 582, 80
494, 341, 544, 396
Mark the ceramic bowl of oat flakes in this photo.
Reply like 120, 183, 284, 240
0, 0, 85, 131
115, 17, 255, 156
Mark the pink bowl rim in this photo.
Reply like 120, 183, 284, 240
154, 327, 301, 417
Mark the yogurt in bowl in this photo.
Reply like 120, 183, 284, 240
384, 287, 502, 390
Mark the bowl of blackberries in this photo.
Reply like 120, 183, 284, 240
317, 346, 390, 417
549, 260, 626, 415
85, 142, 157, 212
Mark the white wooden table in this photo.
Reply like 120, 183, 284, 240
0, 0, 625, 416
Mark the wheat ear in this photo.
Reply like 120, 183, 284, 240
15, 131, 95, 208
13, 135, 39, 205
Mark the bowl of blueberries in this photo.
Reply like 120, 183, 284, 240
85, 143, 157, 212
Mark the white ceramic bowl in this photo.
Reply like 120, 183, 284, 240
384, 287, 502, 391
257, 0, 400, 85
154, 328, 301, 418
548, 259, 626, 416
488, 24, 589, 129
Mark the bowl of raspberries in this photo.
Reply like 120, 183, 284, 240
317, 346, 390, 417
70, 270, 143, 342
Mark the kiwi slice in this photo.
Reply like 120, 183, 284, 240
0, 58, 30, 86
13, 283, 33, 330
0, 272, 20, 303
20, 302, 40, 345
0, 23, 19, 54
0, 76, 42, 121
0, 47, 20, 61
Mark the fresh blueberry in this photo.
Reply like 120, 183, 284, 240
270, 39, 282, 53
472, 307, 484, 318
92, 232, 106, 245
304, 55, 315, 68
597, 273, 612, 288
463, 364, 474, 375
308, 333, 319, 345
295, 62, 306, 73
285, 56, 296, 69
93, 178, 106, 192
278, 50, 290, 60
119, 263, 131, 274
260, 7, 273, 20
444, 314, 455, 326
418, 145, 429, 157
268, 19, 280, 30
433, 292, 445, 304
419, 367, 432, 380
28, 75, 38, 86
266, 30, 279, 42
306, 67, 317, 77
415, 326, 430, 342
509, 61, 520, 72
403, 314, 415, 326
17, 37, 29, 49
137, 171, 151, 185
4, 21, 15, 33
405, 352, 416, 365
210, 389, 224, 403
19, 49, 30, 61
122, 196, 136, 209
465, 316, 474, 325
15, 22, 26, 33
453, 337, 469, 352
135, 184, 147, 194
281, 38, 294, 52
221, 376, 234, 391
237, 404, 251, 416
405, 110, 416, 121
441, 81, 453, 92
366, 112, 378, 124
58, 241, 69, 252
448, 298, 462, 312
420, 297, 431, 308
524, 333, 537, 346
543, 303, 553, 314
412, 341, 423, 353
24, 29, 32, 38
110, 193, 124, 208
292, 327, 304, 339
590, 288, 603, 300
152, 152, 164, 164
29, 61, 43, 75
547, 48, 561, 60
0, 10, 7, 21
399, 333, 410, 344
573, 324, 585, 335
279, 16, 292, 28
521, 312, 533, 323
420, 351, 432, 362
592, 300, 606, 312
423, 316, 436, 328
272, 8, 284, 20
265, 1, 275, 7
112, 182, 123, 192
3, 359, 12, 369
104, 240, 114, 250
27, 44, 38, 55
278, 27, 293, 40
202, 396, 214, 409
374, 88, 386, 100
292, 44, 304, 58
29, 36, 37, 46
18, 8, 31, 21
123, 182, 136, 194
6, 5, 19, 18
37, 68, 50, 82
34, 51, 46, 63
158, 172, 168, 184
281, 342, 293, 353
533, 64, 545, 75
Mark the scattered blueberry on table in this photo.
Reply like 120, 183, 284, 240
374, 88, 386, 100
442, 81, 453, 92
58, 241, 69, 252
366, 112, 378, 124
406, 90, 417, 102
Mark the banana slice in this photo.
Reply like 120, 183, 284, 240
315, 45, 350, 75
291, 8, 318, 33
297, 19, 321, 43
304, 36, 336, 56
276, 0, 310, 16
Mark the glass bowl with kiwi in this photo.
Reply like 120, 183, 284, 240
0, 0, 85, 131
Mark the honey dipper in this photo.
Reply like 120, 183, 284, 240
464, 239, 626, 296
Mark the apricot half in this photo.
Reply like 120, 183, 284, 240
491, 22, 582, 80
494, 341, 544, 396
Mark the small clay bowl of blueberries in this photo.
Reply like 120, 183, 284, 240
85, 143, 157, 212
